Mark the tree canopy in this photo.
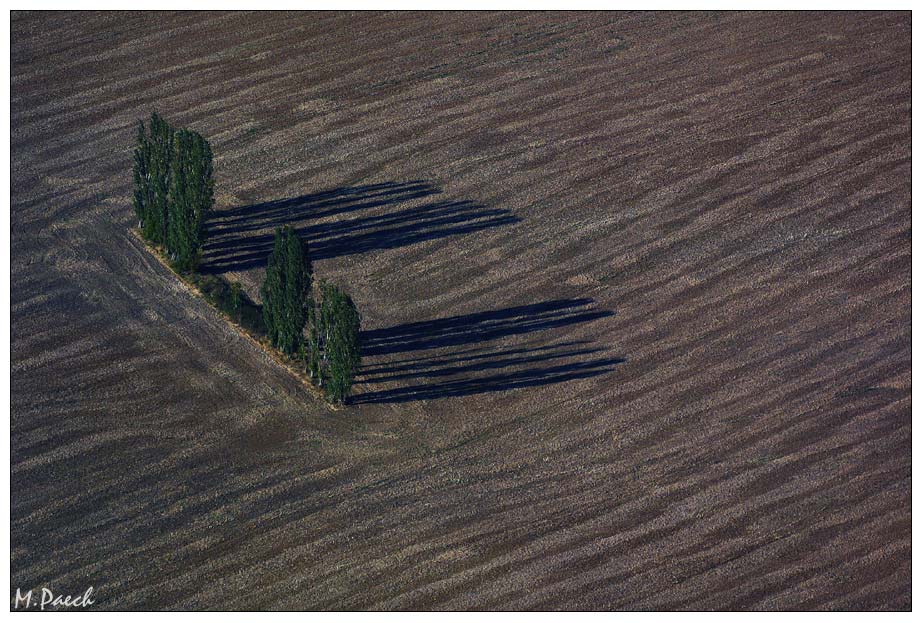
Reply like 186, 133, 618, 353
318, 281, 362, 404
133, 112, 174, 245
261, 226, 313, 356
133, 113, 213, 272
168, 128, 214, 272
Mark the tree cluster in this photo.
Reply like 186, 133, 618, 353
133, 112, 214, 272
131, 114, 362, 405
261, 227, 362, 404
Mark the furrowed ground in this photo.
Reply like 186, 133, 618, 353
11, 11, 910, 610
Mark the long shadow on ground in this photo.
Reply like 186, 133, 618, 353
200, 184, 618, 404
361, 298, 613, 356
354, 298, 623, 404
201, 181, 519, 272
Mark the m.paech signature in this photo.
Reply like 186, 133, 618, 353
12, 586, 95, 610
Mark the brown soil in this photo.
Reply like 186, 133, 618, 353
10, 11, 910, 610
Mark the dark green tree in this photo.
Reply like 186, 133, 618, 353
262, 230, 286, 346
167, 128, 214, 271
188, 129, 214, 250
318, 281, 361, 404
132, 120, 152, 230
167, 128, 194, 268
141, 112, 175, 244
261, 226, 313, 356
304, 302, 322, 383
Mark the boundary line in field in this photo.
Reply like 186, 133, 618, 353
127, 227, 341, 412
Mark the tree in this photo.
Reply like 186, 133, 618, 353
132, 113, 212, 266
262, 230, 286, 347
261, 226, 312, 356
167, 128, 193, 268
318, 281, 361, 404
132, 120, 152, 230
188, 129, 214, 256
304, 302, 322, 383
167, 128, 214, 271
141, 112, 175, 245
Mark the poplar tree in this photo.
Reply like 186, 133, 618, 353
132, 120, 152, 230
261, 226, 313, 355
167, 128, 213, 271
143, 112, 175, 245
189, 130, 214, 248
318, 282, 361, 404
305, 302, 322, 383
262, 230, 287, 348
167, 129, 194, 268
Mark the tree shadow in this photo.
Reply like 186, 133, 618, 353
198, 183, 618, 404
200, 181, 519, 273
361, 298, 614, 356
353, 299, 623, 404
